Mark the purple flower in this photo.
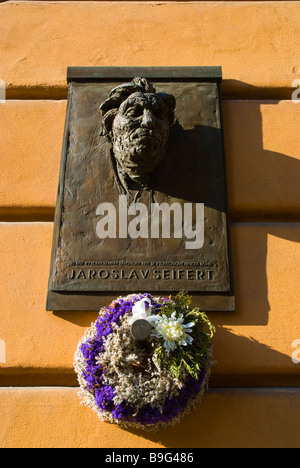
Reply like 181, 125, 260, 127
135, 370, 207, 426
95, 386, 116, 411
77, 294, 211, 428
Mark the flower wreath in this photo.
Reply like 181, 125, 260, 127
74, 291, 215, 431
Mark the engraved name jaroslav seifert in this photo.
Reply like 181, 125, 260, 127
67, 261, 216, 282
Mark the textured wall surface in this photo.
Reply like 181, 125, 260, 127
0, 0, 299, 448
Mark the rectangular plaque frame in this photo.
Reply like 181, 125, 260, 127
46, 66, 234, 311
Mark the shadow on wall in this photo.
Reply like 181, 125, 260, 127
220, 99, 300, 326
54, 223, 300, 328
120, 386, 300, 448
223, 97, 300, 221
51, 98, 300, 446
90, 330, 298, 447
222, 79, 293, 100
54, 100, 300, 331
53, 99, 300, 381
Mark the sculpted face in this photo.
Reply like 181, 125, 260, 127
111, 92, 172, 184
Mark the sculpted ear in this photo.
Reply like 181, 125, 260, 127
100, 108, 118, 141
158, 93, 176, 125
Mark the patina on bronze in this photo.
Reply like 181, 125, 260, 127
46, 67, 234, 311
100, 77, 175, 191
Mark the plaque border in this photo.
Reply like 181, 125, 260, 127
46, 66, 235, 312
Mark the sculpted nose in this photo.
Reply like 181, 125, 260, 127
141, 110, 155, 128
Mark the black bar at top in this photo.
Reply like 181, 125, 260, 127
67, 66, 222, 83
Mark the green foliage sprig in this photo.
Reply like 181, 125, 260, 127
153, 291, 215, 380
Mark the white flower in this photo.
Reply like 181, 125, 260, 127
128, 298, 153, 325
148, 311, 195, 353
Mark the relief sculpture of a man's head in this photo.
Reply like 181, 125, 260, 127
100, 77, 176, 189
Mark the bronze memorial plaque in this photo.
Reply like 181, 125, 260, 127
46, 67, 234, 311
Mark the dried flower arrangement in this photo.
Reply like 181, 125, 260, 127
74, 291, 215, 431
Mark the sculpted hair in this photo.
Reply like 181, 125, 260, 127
99, 77, 176, 142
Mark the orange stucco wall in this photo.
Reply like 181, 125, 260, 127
0, 0, 299, 448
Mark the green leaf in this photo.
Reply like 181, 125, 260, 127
152, 291, 215, 380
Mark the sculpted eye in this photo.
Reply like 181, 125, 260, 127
152, 105, 167, 120
126, 105, 143, 118
153, 108, 163, 119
